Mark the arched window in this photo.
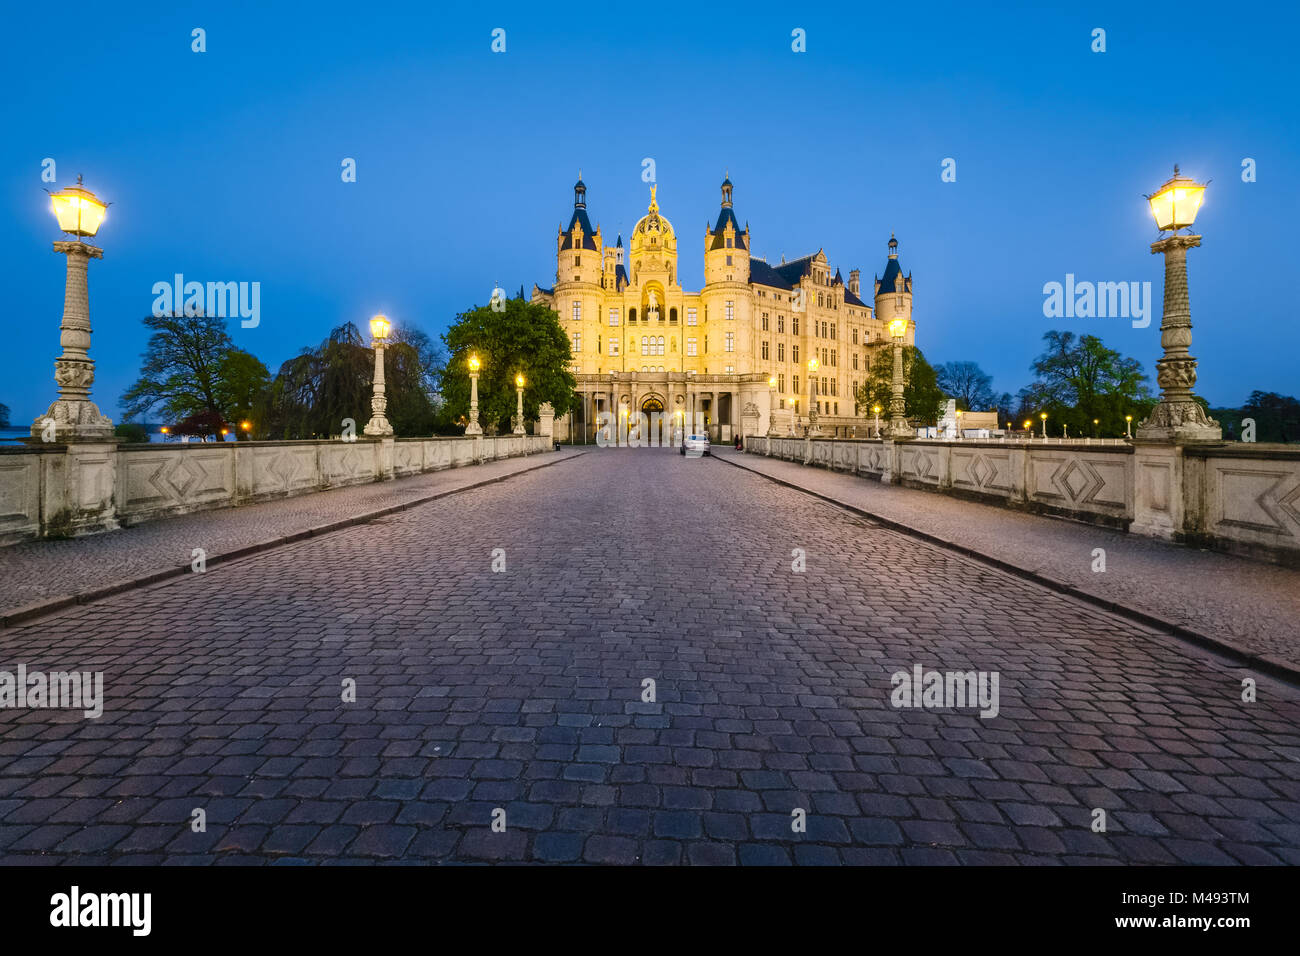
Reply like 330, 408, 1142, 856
641, 336, 648, 355
657, 336, 665, 355
670, 308, 678, 323
629, 308, 637, 323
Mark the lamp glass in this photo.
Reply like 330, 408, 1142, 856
369, 315, 391, 341
888, 318, 907, 338
1148, 173, 1206, 232
807, 358, 819, 372
468, 353, 480, 371
50, 185, 107, 237
515, 373, 525, 387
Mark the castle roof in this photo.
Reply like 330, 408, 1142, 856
748, 257, 795, 290
709, 206, 747, 250
875, 256, 910, 295
560, 205, 598, 251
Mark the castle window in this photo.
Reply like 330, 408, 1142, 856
792, 344, 800, 363
686, 308, 697, 326
641, 336, 649, 355
726, 236, 733, 249
725, 301, 734, 321
610, 308, 619, 326
657, 336, 665, 356
670, 308, 678, 323
817, 293, 824, 308
687, 337, 698, 356
725, 365, 735, 374
575, 256, 581, 267
572, 301, 581, 321
761, 312, 769, 331
777, 342, 785, 362
777, 315, 785, 333
725, 332, 734, 353
761, 340, 769, 359
597, 335, 601, 353
852, 328, 858, 344
610, 339, 619, 356
793, 375, 799, 393
725, 255, 732, 266
830, 323, 837, 339
778, 374, 785, 391
853, 353, 859, 370
792, 316, 800, 335
831, 349, 837, 367
629, 308, 637, 322
572, 332, 581, 352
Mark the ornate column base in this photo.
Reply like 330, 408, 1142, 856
1136, 397, 1221, 443
31, 399, 114, 443
886, 421, 913, 440
363, 417, 393, 437
465, 422, 483, 436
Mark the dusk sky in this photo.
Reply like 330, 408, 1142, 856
3, 0, 1296, 424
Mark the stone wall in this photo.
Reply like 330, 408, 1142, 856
0, 435, 553, 546
744, 436, 1300, 563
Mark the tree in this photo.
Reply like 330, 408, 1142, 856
439, 296, 575, 433
855, 345, 946, 426
1237, 391, 1300, 443
0, 402, 9, 427
936, 361, 996, 411
1017, 331, 1154, 436
120, 312, 270, 439
263, 322, 439, 439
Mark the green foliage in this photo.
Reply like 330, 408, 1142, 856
439, 296, 575, 433
0, 402, 9, 427
855, 345, 946, 425
263, 322, 440, 439
1215, 391, 1300, 442
1015, 331, 1154, 436
113, 422, 150, 444
120, 312, 270, 438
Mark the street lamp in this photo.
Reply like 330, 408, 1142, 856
954, 408, 963, 441
1040, 411, 1048, 439
872, 404, 882, 439
1125, 414, 1133, 439
806, 357, 821, 436
513, 372, 526, 435
1023, 419, 1032, 441
1093, 418, 1100, 438
34, 176, 114, 442
1137, 165, 1220, 441
363, 314, 394, 436
465, 352, 483, 436
886, 317, 910, 438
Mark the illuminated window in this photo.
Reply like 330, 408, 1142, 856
725, 301, 734, 321
777, 342, 785, 362
725, 332, 734, 352
572, 302, 581, 321
687, 308, 697, 326
761, 340, 769, 359
609, 308, 619, 326
687, 338, 698, 356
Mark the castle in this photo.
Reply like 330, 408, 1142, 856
532, 176, 915, 443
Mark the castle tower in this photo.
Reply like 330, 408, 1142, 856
873, 233, 914, 345
704, 175, 750, 285
556, 173, 603, 286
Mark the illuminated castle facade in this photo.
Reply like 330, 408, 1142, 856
532, 176, 915, 442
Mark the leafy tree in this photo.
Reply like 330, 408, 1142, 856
0, 402, 9, 427
120, 312, 270, 439
936, 361, 996, 411
113, 422, 150, 444
1016, 331, 1154, 436
1233, 391, 1300, 442
439, 296, 575, 434
263, 322, 439, 439
855, 345, 946, 426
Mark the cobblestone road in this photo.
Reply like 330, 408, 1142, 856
1, 450, 1297, 865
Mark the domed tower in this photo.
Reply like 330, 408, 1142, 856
555, 173, 603, 286
628, 185, 679, 327
873, 233, 914, 345
704, 175, 750, 285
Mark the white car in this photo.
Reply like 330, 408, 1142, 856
681, 434, 710, 457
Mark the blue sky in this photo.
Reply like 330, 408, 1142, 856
3, 0, 1297, 423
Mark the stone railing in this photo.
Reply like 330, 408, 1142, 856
0, 434, 554, 545
745, 435, 1300, 564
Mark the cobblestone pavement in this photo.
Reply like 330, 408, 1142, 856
1, 449, 1297, 865
0, 448, 583, 618
718, 448, 1300, 673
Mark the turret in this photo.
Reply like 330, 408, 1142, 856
873, 233, 913, 344
704, 174, 750, 285
556, 172, 603, 286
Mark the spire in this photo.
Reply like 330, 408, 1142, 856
648, 184, 658, 215
574, 173, 586, 209
720, 173, 733, 208
888, 233, 898, 259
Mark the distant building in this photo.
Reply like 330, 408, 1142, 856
533, 176, 915, 442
